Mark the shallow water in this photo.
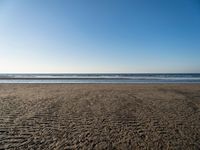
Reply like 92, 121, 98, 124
0, 73, 200, 83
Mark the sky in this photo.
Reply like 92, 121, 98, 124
0, 0, 200, 73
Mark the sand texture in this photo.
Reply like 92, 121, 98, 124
0, 84, 200, 149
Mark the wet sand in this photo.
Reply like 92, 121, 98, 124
0, 84, 200, 149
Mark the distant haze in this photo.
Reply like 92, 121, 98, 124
0, 0, 200, 73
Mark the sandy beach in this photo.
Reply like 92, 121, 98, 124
0, 84, 199, 149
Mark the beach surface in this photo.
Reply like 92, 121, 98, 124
0, 84, 200, 149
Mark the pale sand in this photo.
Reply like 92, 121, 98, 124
0, 84, 200, 149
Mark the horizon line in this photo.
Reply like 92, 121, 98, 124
0, 72, 200, 74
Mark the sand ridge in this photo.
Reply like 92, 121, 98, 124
0, 84, 200, 149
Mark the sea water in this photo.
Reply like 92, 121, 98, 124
0, 73, 200, 83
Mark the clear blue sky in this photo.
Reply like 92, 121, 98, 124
0, 0, 200, 73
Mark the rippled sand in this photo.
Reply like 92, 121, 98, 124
0, 84, 200, 149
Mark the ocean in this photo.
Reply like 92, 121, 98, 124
0, 73, 200, 83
